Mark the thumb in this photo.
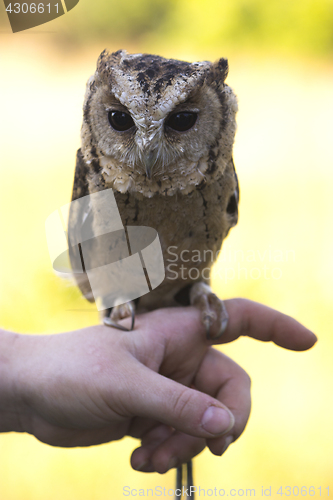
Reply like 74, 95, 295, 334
126, 364, 234, 438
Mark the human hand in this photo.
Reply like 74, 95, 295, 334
0, 300, 316, 474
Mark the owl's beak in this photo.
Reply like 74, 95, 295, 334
144, 149, 158, 180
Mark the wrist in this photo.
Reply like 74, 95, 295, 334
0, 329, 30, 433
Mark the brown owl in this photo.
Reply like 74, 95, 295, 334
68, 49, 239, 340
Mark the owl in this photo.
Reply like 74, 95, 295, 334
68, 49, 239, 340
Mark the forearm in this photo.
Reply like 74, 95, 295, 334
0, 329, 26, 433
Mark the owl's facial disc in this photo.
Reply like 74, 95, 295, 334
106, 104, 199, 178
140, 110, 198, 178
140, 112, 198, 178
82, 50, 238, 196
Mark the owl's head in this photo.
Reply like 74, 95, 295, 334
81, 50, 238, 197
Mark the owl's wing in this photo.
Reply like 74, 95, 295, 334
232, 156, 240, 206
224, 157, 239, 236
71, 148, 90, 201
68, 149, 94, 302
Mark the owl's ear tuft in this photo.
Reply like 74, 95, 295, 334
97, 49, 110, 73
97, 49, 126, 74
212, 58, 229, 83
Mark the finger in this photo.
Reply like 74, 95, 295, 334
131, 424, 174, 472
123, 360, 234, 439
194, 348, 251, 455
131, 424, 204, 473
141, 424, 174, 448
215, 299, 317, 350
128, 417, 163, 440
148, 431, 205, 474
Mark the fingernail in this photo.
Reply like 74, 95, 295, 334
220, 317, 228, 335
202, 406, 234, 435
134, 459, 150, 471
221, 435, 234, 454
167, 457, 178, 471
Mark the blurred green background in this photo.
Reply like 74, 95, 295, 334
0, 0, 333, 499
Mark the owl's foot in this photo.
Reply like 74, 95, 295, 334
103, 301, 135, 331
190, 282, 228, 340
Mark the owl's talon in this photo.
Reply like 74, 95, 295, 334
190, 282, 228, 340
103, 301, 136, 332
203, 314, 214, 340
219, 312, 229, 337
103, 316, 132, 331
130, 306, 135, 331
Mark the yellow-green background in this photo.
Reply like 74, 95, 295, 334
0, 0, 332, 498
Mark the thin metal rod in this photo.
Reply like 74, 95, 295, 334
176, 465, 182, 498
175, 461, 195, 499
187, 461, 194, 499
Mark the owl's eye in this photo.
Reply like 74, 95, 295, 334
108, 111, 134, 131
165, 112, 197, 132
